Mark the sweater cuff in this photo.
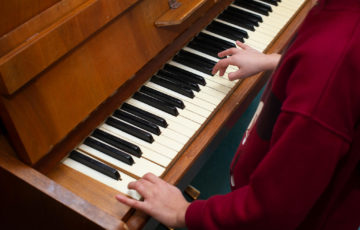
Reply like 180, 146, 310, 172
185, 200, 207, 229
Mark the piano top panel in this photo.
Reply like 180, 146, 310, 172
0, 0, 218, 165
0, 0, 61, 37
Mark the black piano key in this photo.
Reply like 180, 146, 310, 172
187, 39, 226, 59
233, 0, 272, 16
121, 103, 168, 128
196, 32, 236, 50
106, 116, 154, 143
150, 75, 194, 98
190, 36, 227, 52
113, 109, 161, 135
173, 51, 214, 75
218, 12, 255, 31
158, 69, 201, 89
172, 55, 212, 75
226, 6, 262, 24
258, 0, 278, 6
157, 70, 200, 92
83, 137, 134, 165
92, 128, 142, 157
163, 64, 206, 86
140, 85, 185, 109
206, 21, 248, 42
192, 37, 233, 56
179, 50, 217, 69
133, 91, 179, 116
69, 150, 121, 180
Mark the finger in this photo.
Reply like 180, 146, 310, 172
212, 58, 231, 75
115, 194, 146, 210
142, 172, 163, 184
217, 47, 240, 58
236, 41, 250, 50
128, 179, 154, 198
212, 62, 227, 76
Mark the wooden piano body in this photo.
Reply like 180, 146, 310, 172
0, 0, 311, 229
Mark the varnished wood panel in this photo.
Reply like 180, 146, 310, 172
156, 0, 207, 26
48, 163, 134, 220
0, 150, 127, 230
0, 0, 139, 95
0, 0, 60, 37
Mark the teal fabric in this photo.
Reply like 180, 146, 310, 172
189, 88, 263, 200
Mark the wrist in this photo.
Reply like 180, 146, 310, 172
175, 201, 190, 228
264, 53, 281, 71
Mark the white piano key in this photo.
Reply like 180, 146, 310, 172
201, 29, 236, 46
212, 19, 268, 48
229, 4, 282, 29
159, 126, 190, 145
198, 84, 227, 100
230, 4, 285, 30
178, 108, 207, 124
118, 103, 191, 144
131, 96, 201, 130
126, 98, 196, 138
201, 29, 263, 53
180, 98, 213, 118
253, 0, 294, 18
63, 156, 141, 200
98, 127, 172, 167
169, 60, 236, 88
200, 77, 232, 94
271, 5, 296, 19
287, 0, 305, 8
193, 89, 223, 106
183, 46, 220, 63
145, 81, 217, 113
78, 144, 165, 179
213, 18, 273, 45
110, 116, 185, 152
209, 20, 268, 52
276, 1, 300, 11
100, 123, 179, 159
161, 62, 232, 94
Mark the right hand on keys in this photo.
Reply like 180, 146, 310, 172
212, 41, 281, 81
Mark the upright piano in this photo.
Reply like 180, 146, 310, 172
0, 0, 311, 229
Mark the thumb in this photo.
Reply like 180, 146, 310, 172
228, 69, 245, 81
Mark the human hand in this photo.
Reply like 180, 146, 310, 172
115, 173, 190, 228
212, 41, 281, 81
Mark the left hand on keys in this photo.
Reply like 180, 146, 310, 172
115, 172, 190, 228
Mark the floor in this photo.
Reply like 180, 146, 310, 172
155, 88, 264, 230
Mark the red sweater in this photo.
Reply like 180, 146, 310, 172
185, 0, 360, 229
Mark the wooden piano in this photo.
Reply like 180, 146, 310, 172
0, 0, 312, 229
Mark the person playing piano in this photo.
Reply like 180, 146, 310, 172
116, 0, 360, 229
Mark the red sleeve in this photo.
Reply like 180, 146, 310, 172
185, 111, 349, 230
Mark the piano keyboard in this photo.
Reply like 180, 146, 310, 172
62, 0, 306, 199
